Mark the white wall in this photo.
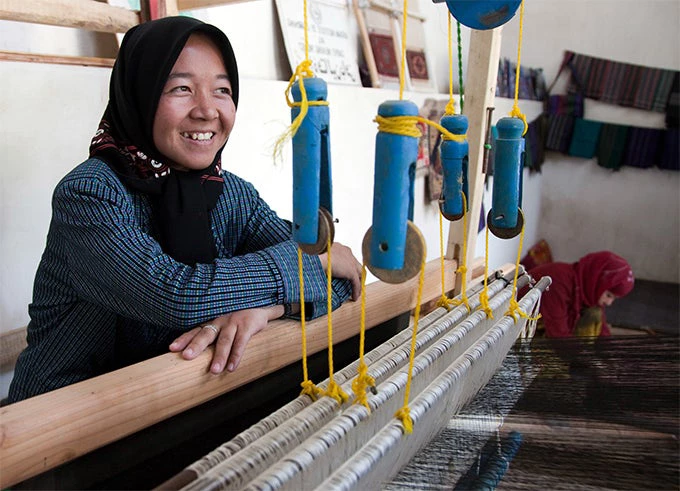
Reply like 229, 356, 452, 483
498, 0, 680, 282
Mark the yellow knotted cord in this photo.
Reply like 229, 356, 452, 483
435, 211, 452, 311
449, 192, 471, 312
395, 256, 426, 434
375, 115, 466, 142
351, 264, 375, 410
436, 16, 468, 312
509, 0, 528, 135
504, 219, 542, 323
444, 14, 456, 116
272, 0, 329, 164
321, 234, 349, 404
478, 224, 494, 319
298, 247, 322, 400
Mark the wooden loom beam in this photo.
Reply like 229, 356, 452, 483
0, 258, 462, 489
446, 28, 502, 292
0, 0, 141, 33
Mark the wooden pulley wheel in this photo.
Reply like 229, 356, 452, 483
298, 207, 335, 255
362, 221, 426, 284
487, 207, 524, 239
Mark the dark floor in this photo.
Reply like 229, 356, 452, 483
606, 279, 679, 335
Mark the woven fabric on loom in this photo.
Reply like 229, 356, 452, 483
385, 335, 679, 490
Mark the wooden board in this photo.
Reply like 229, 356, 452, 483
0, 258, 458, 489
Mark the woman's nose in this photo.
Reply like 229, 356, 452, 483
191, 91, 218, 120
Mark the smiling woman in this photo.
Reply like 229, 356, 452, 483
7, 16, 363, 404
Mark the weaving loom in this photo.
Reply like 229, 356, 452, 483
155, 269, 547, 491
1, 1, 554, 490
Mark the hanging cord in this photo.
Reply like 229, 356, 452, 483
444, 14, 456, 116
478, 224, 494, 318
298, 247, 323, 400
508, 0, 528, 135
394, 256, 427, 434
435, 211, 452, 310
321, 234, 349, 404
272, 0, 329, 163
457, 20, 465, 113
351, 264, 376, 409
436, 12, 469, 313
449, 192, 471, 311
504, 221, 542, 322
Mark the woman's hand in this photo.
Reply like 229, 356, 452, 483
169, 304, 285, 374
318, 242, 362, 301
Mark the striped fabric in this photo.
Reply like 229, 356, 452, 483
621, 127, 663, 169
665, 72, 680, 127
563, 50, 678, 113
634, 67, 663, 111
597, 123, 630, 171
659, 129, 679, 171
8, 158, 351, 403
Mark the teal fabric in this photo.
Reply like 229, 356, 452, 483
568, 118, 603, 158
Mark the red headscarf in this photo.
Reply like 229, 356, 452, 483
574, 251, 635, 307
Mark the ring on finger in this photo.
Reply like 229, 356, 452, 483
202, 324, 220, 336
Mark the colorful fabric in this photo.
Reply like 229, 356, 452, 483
524, 251, 634, 338
520, 239, 553, 271
524, 114, 546, 173
8, 159, 351, 403
659, 129, 680, 171
568, 118, 602, 159
634, 67, 662, 111
621, 127, 663, 169
665, 72, 680, 128
90, 16, 240, 266
597, 123, 630, 170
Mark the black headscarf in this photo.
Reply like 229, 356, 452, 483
90, 16, 239, 265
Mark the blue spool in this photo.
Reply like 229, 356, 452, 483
291, 77, 334, 254
369, 100, 419, 271
439, 114, 469, 221
445, 0, 521, 30
488, 116, 525, 239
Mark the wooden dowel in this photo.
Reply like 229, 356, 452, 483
0, 50, 115, 68
0, 258, 458, 489
177, 0, 253, 10
0, 0, 140, 33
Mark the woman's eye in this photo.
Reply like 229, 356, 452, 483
170, 85, 190, 93
217, 87, 232, 96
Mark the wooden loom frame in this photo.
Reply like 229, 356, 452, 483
0, 1, 503, 488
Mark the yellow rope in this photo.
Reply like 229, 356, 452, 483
298, 247, 322, 400
374, 115, 466, 142
272, 0, 329, 163
398, 0, 408, 100
321, 234, 349, 404
435, 212, 452, 310
352, 264, 376, 409
478, 224, 494, 319
504, 217, 542, 323
395, 256, 426, 435
509, 0, 528, 135
444, 14, 456, 116
450, 192, 471, 312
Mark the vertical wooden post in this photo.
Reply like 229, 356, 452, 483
446, 27, 502, 293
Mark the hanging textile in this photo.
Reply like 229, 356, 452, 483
596, 123, 629, 171
568, 118, 602, 159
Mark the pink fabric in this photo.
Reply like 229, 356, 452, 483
526, 251, 634, 338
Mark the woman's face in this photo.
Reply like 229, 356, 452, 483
153, 34, 236, 171
598, 290, 616, 307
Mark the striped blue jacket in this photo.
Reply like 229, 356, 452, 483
8, 158, 350, 402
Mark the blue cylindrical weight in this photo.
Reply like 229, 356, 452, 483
444, 0, 521, 30
370, 100, 419, 270
489, 117, 524, 235
291, 77, 332, 246
439, 114, 469, 221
